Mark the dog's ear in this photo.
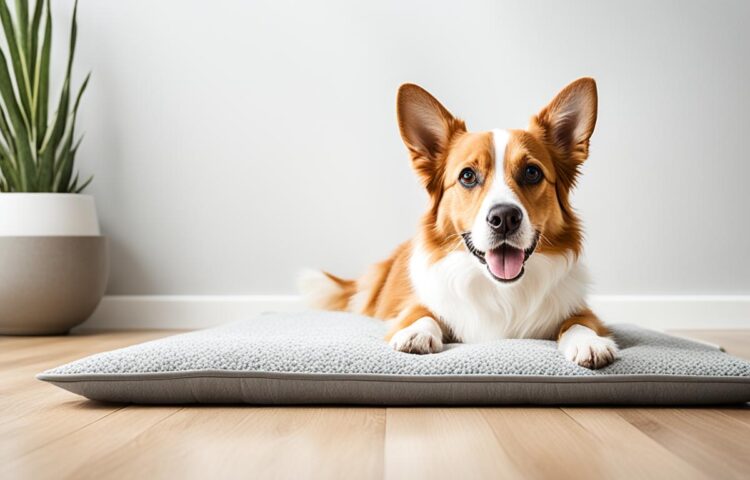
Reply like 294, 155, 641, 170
531, 78, 598, 161
397, 84, 465, 192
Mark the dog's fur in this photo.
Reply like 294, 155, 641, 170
300, 78, 618, 369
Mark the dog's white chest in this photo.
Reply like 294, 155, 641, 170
409, 245, 589, 342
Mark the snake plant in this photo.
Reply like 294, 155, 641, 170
0, 0, 90, 193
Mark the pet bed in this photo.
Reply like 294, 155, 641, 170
38, 312, 750, 405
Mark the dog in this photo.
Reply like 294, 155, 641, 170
300, 78, 618, 369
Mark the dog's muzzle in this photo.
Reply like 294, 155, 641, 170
462, 231, 539, 283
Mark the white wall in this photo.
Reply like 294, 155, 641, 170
54, 0, 749, 296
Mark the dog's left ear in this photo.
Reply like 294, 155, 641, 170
532, 78, 598, 160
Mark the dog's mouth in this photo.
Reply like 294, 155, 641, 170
461, 232, 539, 283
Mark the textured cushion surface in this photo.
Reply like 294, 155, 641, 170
38, 312, 750, 405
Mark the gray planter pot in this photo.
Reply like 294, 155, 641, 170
0, 236, 109, 335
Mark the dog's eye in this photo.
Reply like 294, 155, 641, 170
523, 165, 543, 185
459, 168, 478, 188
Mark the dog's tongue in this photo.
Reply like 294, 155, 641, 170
486, 245, 525, 280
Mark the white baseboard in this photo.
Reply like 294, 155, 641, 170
78, 295, 305, 331
587, 295, 750, 330
77, 294, 750, 331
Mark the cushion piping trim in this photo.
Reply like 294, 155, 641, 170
37, 370, 750, 385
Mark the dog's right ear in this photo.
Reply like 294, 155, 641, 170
397, 84, 465, 193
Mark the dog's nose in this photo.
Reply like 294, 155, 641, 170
486, 204, 523, 236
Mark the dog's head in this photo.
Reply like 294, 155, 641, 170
397, 78, 597, 283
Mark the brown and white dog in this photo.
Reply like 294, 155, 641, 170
301, 78, 618, 369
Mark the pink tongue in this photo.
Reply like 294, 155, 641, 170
485, 245, 525, 280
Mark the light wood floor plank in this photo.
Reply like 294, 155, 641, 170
384, 408, 523, 479
668, 330, 750, 359
79, 407, 385, 480
562, 408, 706, 479
480, 407, 616, 479
4, 406, 180, 480
617, 408, 750, 479
717, 407, 750, 427
0, 399, 124, 463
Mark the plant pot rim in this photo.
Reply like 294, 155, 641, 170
0, 193, 100, 236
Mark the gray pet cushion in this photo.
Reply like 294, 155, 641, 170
38, 312, 750, 405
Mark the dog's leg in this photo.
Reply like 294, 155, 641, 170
386, 304, 444, 354
557, 309, 618, 369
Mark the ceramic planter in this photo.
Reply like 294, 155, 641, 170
0, 194, 109, 335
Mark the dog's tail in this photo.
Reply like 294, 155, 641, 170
297, 269, 357, 312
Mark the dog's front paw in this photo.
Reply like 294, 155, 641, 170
389, 328, 443, 354
559, 325, 618, 369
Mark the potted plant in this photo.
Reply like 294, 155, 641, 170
0, 0, 107, 335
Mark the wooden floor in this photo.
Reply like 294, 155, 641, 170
2, 330, 749, 480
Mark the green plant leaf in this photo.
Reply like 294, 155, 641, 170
49, 71, 87, 192
28, 0, 43, 82
0, 47, 34, 190
34, 0, 50, 148
39, 82, 70, 189
72, 71, 88, 113
56, 135, 82, 192
28, 0, 43, 138
15, 1, 30, 64
0, 163, 18, 189
0, 128, 14, 159
74, 173, 91, 193
53, 139, 74, 192
40, 0, 77, 156
46, 3, 84, 191
0, 104, 16, 156
0, 150, 20, 189
66, 1, 77, 76
0, 1, 33, 126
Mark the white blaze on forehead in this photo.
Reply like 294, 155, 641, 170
484, 128, 521, 211
491, 128, 510, 169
